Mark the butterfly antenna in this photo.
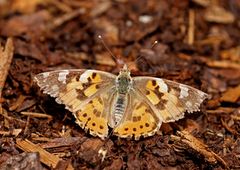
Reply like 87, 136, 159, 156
98, 36, 120, 65
128, 41, 158, 69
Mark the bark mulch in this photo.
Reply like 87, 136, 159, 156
0, 0, 240, 169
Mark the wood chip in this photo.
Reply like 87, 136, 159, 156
220, 84, 240, 103
47, 8, 86, 30
16, 139, 74, 169
178, 53, 240, 69
0, 129, 22, 136
204, 6, 235, 24
40, 137, 87, 149
47, 0, 72, 12
231, 114, 240, 121
171, 130, 229, 170
66, 52, 116, 66
0, 37, 14, 115
90, 1, 112, 17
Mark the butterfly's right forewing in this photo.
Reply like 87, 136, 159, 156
34, 69, 117, 139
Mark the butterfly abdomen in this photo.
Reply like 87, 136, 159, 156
114, 94, 126, 125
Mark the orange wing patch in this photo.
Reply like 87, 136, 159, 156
113, 100, 160, 140
74, 97, 108, 139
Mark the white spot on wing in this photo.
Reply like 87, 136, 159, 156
80, 70, 92, 83
197, 90, 205, 98
58, 70, 69, 84
42, 72, 50, 82
179, 84, 189, 99
158, 79, 168, 92
43, 72, 49, 78
51, 85, 59, 91
186, 101, 192, 107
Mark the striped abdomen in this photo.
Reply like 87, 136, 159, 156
114, 94, 126, 125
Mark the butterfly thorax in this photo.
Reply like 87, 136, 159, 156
114, 64, 132, 125
116, 64, 132, 94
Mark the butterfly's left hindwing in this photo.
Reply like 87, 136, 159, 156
34, 70, 117, 139
113, 91, 162, 140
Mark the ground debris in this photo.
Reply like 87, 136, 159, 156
171, 130, 229, 169
0, 152, 43, 170
16, 139, 74, 169
0, 0, 240, 169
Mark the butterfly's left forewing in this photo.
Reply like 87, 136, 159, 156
34, 69, 117, 139
132, 77, 210, 123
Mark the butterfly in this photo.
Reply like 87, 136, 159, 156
34, 64, 210, 140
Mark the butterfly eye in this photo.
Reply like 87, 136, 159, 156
118, 78, 120, 81
128, 79, 131, 81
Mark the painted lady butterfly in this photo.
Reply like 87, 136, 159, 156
34, 63, 210, 140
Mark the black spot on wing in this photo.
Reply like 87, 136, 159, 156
92, 72, 97, 79
93, 109, 101, 117
76, 88, 88, 101
87, 77, 91, 82
155, 99, 168, 110
76, 75, 80, 82
167, 85, 172, 93
152, 86, 168, 110
98, 98, 103, 105
152, 80, 157, 86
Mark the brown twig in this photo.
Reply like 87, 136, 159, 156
2, 108, 9, 128
21, 112, 53, 119
188, 9, 195, 45
0, 109, 26, 123
9, 95, 27, 111
23, 116, 31, 135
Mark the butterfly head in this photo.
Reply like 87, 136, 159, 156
116, 64, 132, 94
